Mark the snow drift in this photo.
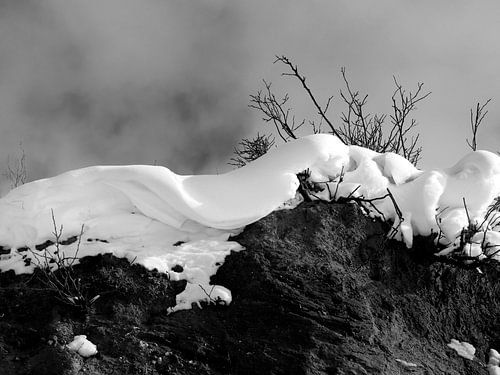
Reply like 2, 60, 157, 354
0, 134, 499, 311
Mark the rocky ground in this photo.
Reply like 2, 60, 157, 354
0, 201, 499, 374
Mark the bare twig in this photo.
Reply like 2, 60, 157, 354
249, 80, 303, 142
339, 69, 429, 165
198, 284, 225, 305
239, 56, 429, 166
274, 55, 345, 142
229, 133, 275, 167
3, 144, 27, 189
28, 212, 97, 311
467, 98, 491, 151
389, 77, 430, 164
436, 196, 500, 266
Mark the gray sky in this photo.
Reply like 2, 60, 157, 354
0, 0, 498, 191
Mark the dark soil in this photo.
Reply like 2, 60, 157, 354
1, 201, 499, 374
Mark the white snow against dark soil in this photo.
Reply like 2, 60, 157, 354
447, 339, 500, 375
0, 134, 499, 312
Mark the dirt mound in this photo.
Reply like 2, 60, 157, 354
1, 201, 499, 374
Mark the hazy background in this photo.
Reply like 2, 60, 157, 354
0, 0, 499, 193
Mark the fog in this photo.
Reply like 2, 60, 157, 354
0, 0, 499, 193
0, 0, 254, 186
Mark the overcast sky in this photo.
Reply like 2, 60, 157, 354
0, 0, 498, 191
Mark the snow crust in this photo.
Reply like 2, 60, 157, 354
489, 349, 500, 375
0, 134, 499, 311
447, 339, 476, 360
66, 335, 98, 357
395, 358, 418, 368
446, 340, 500, 374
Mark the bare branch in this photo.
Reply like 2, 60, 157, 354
388, 77, 431, 164
338, 69, 429, 165
27, 212, 94, 311
467, 98, 491, 151
274, 55, 346, 143
3, 144, 27, 189
244, 56, 429, 166
229, 133, 275, 168
249, 80, 302, 142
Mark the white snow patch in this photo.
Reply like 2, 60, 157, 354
0, 134, 499, 311
447, 339, 476, 360
395, 358, 418, 368
66, 335, 98, 357
488, 349, 500, 375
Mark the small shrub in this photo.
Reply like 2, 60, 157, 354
3, 144, 27, 189
28, 210, 99, 312
229, 133, 275, 167
233, 55, 430, 166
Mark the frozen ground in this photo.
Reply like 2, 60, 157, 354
0, 134, 499, 311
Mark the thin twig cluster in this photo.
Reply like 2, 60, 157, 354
249, 80, 303, 142
236, 55, 430, 166
29, 210, 99, 311
298, 168, 404, 239
275, 56, 341, 139
3, 145, 27, 189
229, 133, 275, 167
338, 71, 429, 165
467, 99, 492, 151
435, 197, 500, 266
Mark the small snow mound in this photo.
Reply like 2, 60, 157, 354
66, 335, 98, 357
447, 339, 476, 360
395, 358, 418, 368
488, 349, 500, 375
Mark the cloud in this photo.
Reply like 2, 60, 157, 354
0, 0, 498, 193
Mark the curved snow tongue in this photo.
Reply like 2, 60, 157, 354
0, 134, 499, 311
